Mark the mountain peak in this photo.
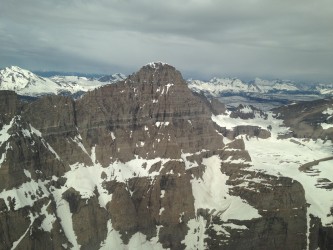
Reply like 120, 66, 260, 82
7, 65, 24, 71
1, 65, 30, 75
140, 62, 177, 74
127, 62, 185, 86
145, 61, 171, 69
0, 66, 39, 91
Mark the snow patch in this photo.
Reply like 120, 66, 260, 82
0, 179, 49, 210
323, 107, 333, 116
127, 232, 165, 250
159, 207, 165, 215
320, 123, 333, 130
71, 135, 89, 155
155, 122, 170, 127
100, 220, 124, 249
239, 105, 253, 113
0, 143, 11, 168
0, 117, 15, 147
39, 201, 56, 232
191, 155, 261, 221
29, 124, 42, 137
182, 217, 208, 250
61, 156, 176, 207
23, 169, 31, 178
212, 111, 290, 137
53, 188, 80, 249
100, 220, 165, 250
166, 83, 174, 93
110, 132, 116, 140
146, 62, 168, 69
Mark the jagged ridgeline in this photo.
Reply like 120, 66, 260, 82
0, 63, 332, 250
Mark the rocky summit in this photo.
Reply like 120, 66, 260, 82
0, 62, 333, 250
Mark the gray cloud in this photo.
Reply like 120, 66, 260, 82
0, 0, 332, 82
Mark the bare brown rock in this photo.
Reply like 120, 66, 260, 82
75, 63, 224, 164
223, 125, 271, 140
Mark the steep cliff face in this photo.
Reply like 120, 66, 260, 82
0, 90, 19, 125
0, 63, 332, 250
75, 63, 223, 164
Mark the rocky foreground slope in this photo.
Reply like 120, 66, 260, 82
0, 63, 332, 250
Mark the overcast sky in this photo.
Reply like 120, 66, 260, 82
1, 0, 332, 82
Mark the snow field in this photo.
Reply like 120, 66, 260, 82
211, 108, 333, 249
212, 110, 290, 138
191, 156, 260, 221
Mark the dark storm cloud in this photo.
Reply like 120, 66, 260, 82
0, 0, 332, 81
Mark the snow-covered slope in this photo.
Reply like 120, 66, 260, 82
189, 77, 259, 96
251, 77, 300, 92
212, 105, 333, 229
316, 83, 333, 95
50, 76, 105, 94
0, 66, 62, 96
0, 66, 126, 97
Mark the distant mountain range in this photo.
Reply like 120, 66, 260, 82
188, 77, 333, 96
187, 77, 333, 110
0, 66, 126, 98
1, 65, 332, 107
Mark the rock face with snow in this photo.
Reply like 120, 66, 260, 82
98, 73, 127, 83
273, 98, 333, 141
0, 63, 333, 250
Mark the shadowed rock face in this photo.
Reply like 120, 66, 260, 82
0, 63, 332, 249
230, 104, 268, 120
0, 90, 19, 126
273, 98, 333, 141
221, 125, 271, 140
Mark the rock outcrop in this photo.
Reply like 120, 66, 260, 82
273, 98, 333, 141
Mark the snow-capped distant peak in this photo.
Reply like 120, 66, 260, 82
0, 65, 50, 93
0, 66, 123, 97
188, 75, 307, 98
252, 78, 299, 92
4, 65, 26, 72
1, 65, 35, 78
253, 77, 270, 84
188, 77, 260, 96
